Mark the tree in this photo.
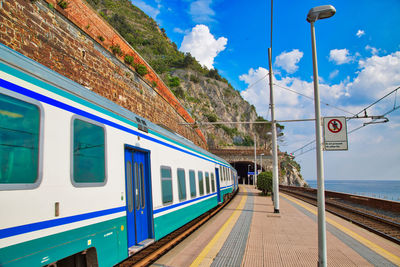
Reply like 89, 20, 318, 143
257, 171, 273, 195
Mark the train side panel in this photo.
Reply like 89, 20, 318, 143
0, 44, 236, 266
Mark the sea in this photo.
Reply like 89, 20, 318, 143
306, 180, 400, 202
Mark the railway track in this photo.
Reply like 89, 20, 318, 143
280, 187, 400, 245
117, 190, 237, 267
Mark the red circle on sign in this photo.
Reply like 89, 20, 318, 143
328, 119, 342, 133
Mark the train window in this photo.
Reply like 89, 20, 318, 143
0, 93, 42, 189
140, 163, 145, 209
211, 173, 215, 192
161, 166, 173, 204
72, 118, 106, 186
189, 170, 196, 198
126, 161, 133, 212
205, 172, 210, 194
198, 171, 204, 196
177, 168, 186, 201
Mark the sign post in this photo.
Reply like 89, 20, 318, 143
323, 117, 348, 151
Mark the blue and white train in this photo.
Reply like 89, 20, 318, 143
0, 43, 238, 266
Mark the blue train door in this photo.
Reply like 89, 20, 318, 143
125, 148, 152, 248
215, 167, 221, 203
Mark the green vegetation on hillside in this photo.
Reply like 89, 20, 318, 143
86, 0, 236, 83
85, 0, 284, 148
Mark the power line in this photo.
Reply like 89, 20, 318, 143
273, 83, 356, 116
244, 76, 355, 117
245, 74, 268, 91
292, 86, 400, 157
348, 86, 400, 120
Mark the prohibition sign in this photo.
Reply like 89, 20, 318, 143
328, 119, 342, 133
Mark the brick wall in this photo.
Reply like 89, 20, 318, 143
0, 0, 207, 148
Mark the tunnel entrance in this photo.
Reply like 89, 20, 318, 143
230, 161, 263, 185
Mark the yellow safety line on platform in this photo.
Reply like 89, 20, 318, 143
281, 193, 400, 265
190, 187, 248, 267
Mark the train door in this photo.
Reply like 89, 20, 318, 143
215, 167, 221, 203
124, 148, 152, 248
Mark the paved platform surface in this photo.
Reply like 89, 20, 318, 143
153, 185, 400, 266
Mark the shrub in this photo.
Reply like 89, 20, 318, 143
57, 0, 68, 9
257, 171, 273, 195
168, 76, 180, 88
110, 44, 123, 56
190, 74, 200, 83
98, 36, 105, 42
135, 64, 148, 76
172, 87, 185, 99
205, 113, 218, 122
124, 55, 134, 65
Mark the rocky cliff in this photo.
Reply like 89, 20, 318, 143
85, 0, 307, 187
167, 69, 258, 148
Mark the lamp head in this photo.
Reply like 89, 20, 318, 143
307, 5, 336, 23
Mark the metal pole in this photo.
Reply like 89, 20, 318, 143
254, 133, 257, 187
268, 48, 279, 213
247, 164, 250, 184
310, 21, 327, 267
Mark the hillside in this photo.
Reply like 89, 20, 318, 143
84, 0, 306, 185
85, 0, 278, 147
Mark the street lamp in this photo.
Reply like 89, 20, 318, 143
307, 5, 336, 267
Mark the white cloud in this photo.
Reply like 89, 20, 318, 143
131, 0, 160, 19
240, 50, 400, 182
356, 29, 365, 38
365, 45, 380, 55
180, 25, 227, 69
346, 51, 400, 99
173, 27, 188, 34
239, 67, 311, 120
329, 49, 353, 65
274, 49, 303, 73
329, 70, 339, 79
189, 0, 215, 23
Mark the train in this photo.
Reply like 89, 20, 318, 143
0, 43, 238, 266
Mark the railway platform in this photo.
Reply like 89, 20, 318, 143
152, 185, 400, 266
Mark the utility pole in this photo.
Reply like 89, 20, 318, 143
254, 133, 257, 187
268, 47, 279, 213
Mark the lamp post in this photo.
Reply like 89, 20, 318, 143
306, 5, 336, 267
247, 164, 250, 185
260, 153, 264, 172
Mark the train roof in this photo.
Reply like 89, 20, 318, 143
0, 44, 232, 168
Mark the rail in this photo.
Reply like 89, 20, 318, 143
280, 186, 400, 245
117, 189, 238, 266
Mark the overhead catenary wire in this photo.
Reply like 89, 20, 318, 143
292, 86, 400, 157
348, 86, 400, 121
244, 75, 355, 116
273, 83, 356, 116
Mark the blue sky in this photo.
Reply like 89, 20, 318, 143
132, 0, 400, 181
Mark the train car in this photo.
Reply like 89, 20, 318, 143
0, 44, 237, 266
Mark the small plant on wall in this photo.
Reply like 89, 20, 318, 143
124, 55, 134, 65
135, 64, 148, 77
57, 0, 68, 9
110, 44, 123, 57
